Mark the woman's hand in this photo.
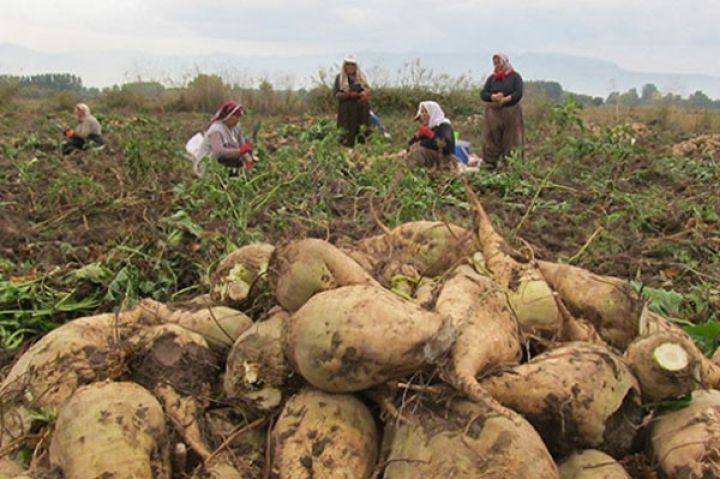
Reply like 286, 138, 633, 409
417, 126, 434, 139
491, 92, 504, 103
239, 141, 253, 155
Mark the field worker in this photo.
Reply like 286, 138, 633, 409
62, 103, 105, 155
406, 101, 457, 169
197, 100, 253, 174
333, 53, 371, 147
480, 52, 524, 169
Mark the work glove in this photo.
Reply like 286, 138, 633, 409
244, 157, 253, 171
358, 91, 370, 103
64, 128, 75, 138
348, 91, 360, 99
417, 126, 434, 139
238, 141, 253, 156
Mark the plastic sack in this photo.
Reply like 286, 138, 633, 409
455, 139, 471, 165
185, 132, 205, 177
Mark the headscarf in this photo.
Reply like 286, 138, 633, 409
75, 103, 90, 115
492, 52, 515, 81
208, 100, 244, 127
338, 54, 370, 92
415, 101, 450, 129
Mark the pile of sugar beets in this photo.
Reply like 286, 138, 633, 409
3, 186, 720, 479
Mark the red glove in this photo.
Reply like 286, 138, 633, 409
358, 91, 370, 103
244, 157, 253, 171
239, 141, 253, 156
417, 126, 434, 139
348, 91, 360, 99
64, 128, 75, 138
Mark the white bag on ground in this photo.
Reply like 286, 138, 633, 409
185, 132, 205, 177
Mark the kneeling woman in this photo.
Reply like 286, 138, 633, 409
407, 101, 456, 168
62, 103, 105, 155
198, 100, 253, 172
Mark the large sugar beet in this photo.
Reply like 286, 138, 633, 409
627, 309, 720, 400
128, 323, 218, 396
283, 284, 448, 392
0, 310, 143, 411
481, 343, 643, 457
273, 238, 379, 312
138, 298, 253, 350
49, 381, 169, 479
651, 390, 720, 478
558, 449, 630, 478
382, 395, 558, 478
270, 389, 377, 479
465, 185, 564, 337
435, 264, 521, 403
538, 261, 642, 350
211, 242, 275, 306
1, 308, 150, 448
224, 308, 294, 410
348, 221, 476, 282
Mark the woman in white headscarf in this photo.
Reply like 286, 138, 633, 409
406, 100, 456, 168
333, 53, 371, 147
61, 103, 105, 155
480, 52, 524, 169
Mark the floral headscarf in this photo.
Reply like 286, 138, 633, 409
492, 53, 515, 81
209, 100, 244, 127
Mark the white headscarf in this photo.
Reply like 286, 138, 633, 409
338, 54, 370, 92
416, 101, 451, 128
75, 103, 90, 115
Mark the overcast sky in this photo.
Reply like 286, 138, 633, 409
2, 0, 719, 76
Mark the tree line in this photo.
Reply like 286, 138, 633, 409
2, 72, 719, 111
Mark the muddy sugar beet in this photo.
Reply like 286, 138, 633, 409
283, 284, 451, 392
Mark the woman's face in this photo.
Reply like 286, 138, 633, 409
225, 112, 242, 127
492, 56, 503, 70
74, 107, 85, 120
419, 107, 430, 126
344, 63, 357, 76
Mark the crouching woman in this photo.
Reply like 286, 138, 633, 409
62, 103, 105, 155
197, 100, 253, 173
407, 101, 456, 169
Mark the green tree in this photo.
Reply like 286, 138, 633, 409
688, 90, 712, 108
641, 83, 660, 104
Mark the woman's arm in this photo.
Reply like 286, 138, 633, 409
333, 75, 354, 101
480, 76, 494, 102
208, 131, 244, 159
507, 73, 523, 103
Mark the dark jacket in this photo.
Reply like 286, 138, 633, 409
332, 74, 370, 147
481, 72, 523, 107
409, 122, 455, 156
333, 75, 365, 100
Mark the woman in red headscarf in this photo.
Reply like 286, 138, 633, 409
196, 100, 253, 173
480, 53, 524, 169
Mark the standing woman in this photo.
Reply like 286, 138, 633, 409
480, 53, 524, 169
197, 100, 253, 174
333, 54, 371, 147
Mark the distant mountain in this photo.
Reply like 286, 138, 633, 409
1, 43, 719, 99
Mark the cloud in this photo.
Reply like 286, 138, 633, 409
2, 0, 720, 75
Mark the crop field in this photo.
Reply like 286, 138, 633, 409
1, 91, 719, 477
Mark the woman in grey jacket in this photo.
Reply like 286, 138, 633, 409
62, 103, 105, 155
